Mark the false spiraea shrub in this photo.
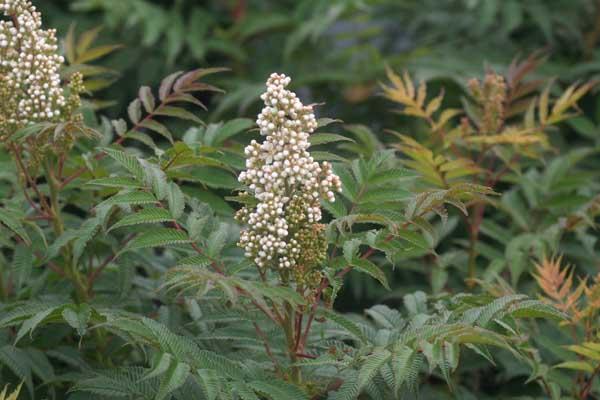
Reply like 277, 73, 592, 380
0, 1, 591, 400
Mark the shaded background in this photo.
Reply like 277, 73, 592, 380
39, 0, 599, 123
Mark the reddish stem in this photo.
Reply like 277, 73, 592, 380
87, 233, 136, 291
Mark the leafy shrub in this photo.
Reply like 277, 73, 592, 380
0, 1, 599, 400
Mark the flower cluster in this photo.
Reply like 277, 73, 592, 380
467, 73, 507, 134
236, 73, 341, 272
0, 0, 66, 136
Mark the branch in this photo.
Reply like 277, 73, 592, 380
253, 322, 282, 375
580, 363, 600, 399
9, 143, 51, 215
87, 233, 136, 290
59, 131, 127, 189
60, 93, 174, 189
59, 67, 225, 189
166, 207, 284, 324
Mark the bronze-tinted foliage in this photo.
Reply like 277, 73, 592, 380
534, 254, 600, 395
382, 56, 595, 289
0, 383, 22, 400
534, 255, 585, 315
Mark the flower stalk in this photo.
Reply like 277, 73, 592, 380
236, 73, 342, 382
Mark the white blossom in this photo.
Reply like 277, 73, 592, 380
236, 73, 342, 270
0, 0, 65, 132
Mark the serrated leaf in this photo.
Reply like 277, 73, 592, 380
508, 300, 566, 321
109, 208, 173, 232
358, 349, 391, 391
189, 168, 239, 189
128, 99, 142, 124
139, 86, 156, 113
101, 147, 144, 181
86, 177, 144, 189
206, 223, 228, 257
159, 71, 184, 101
392, 345, 415, 394
140, 160, 169, 200
101, 191, 157, 207
321, 195, 347, 218
73, 217, 103, 264
329, 373, 359, 400
15, 307, 58, 344
0, 346, 33, 396
317, 118, 343, 128
173, 68, 229, 92
343, 239, 361, 263
231, 382, 260, 400
122, 228, 190, 253
318, 308, 367, 343
396, 230, 430, 251
359, 188, 411, 204
211, 118, 254, 146
11, 122, 52, 141
76, 44, 122, 64
567, 345, 600, 361
369, 168, 417, 186
309, 133, 354, 146
539, 83, 551, 124
12, 244, 32, 289
143, 353, 173, 381
554, 361, 594, 373
195, 369, 220, 400
311, 151, 348, 163
167, 183, 185, 219
139, 119, 174, 143
61, 304, 91, 337
257, 284, 307, 307
156, 106, 203, 124
126, 131, 158, 149
176, 254, 212, 268
112, 119, 128, 136
156, 361, 190, 400
247, 380, 308, 400
351, 258, 389, 289
0, 208, 30, 244
333, 165, 358, 201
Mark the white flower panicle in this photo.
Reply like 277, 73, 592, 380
236, 73, 342, 271
0, 0, 66, 133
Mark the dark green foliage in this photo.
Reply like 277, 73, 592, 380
1, 1, 600, 399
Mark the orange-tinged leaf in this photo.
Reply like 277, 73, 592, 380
466, 129, 547, 146
567, 344, 600, 361
551, 83, 576, 116
416, 80, 427, 108
403, 70, 415, 99
155, 106, 203, 124
65, 24, 76, 65
524, 97, 537, 129
534, 255, 585, 315
539, 83, 551, 125
76, 26, 103, 56
426, 91, 444, 117
76, 44, 123, 64
552, 82, 594, 116
434, 109, 461, 132
554, 361, 594, 373
403, 107, 427, 118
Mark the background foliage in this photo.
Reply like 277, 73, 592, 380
1, 0, 600, 399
